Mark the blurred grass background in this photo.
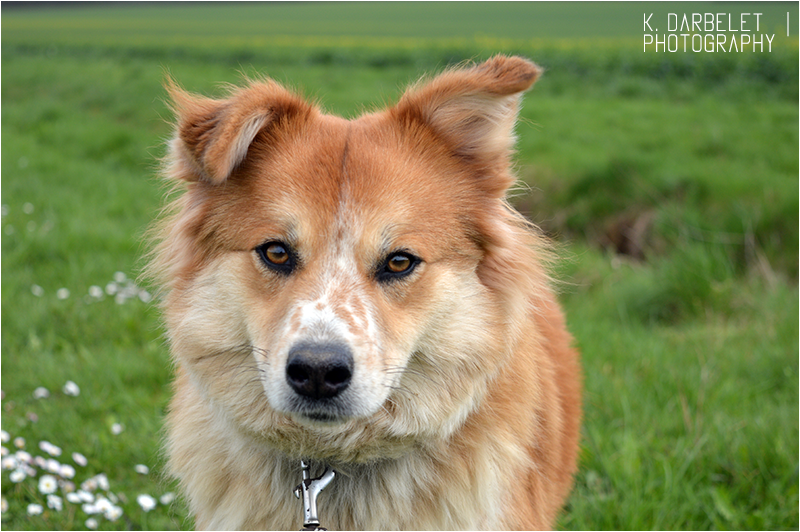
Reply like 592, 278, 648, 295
2, 2, 798, 530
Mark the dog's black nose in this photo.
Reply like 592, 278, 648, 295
286, 343, 353, 400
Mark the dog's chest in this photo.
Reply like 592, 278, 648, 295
282, 458, 504, 530
219, 452, 508, 531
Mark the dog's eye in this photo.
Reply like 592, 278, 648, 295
256, 241, 296, 274
387, 254, 412, 273
264, 243, 289, 265
377, 252, 419, 282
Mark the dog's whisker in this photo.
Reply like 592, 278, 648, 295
193, 343, 254, 363
384, 384, 418, 399
382, 364, 436, 384
378, 403, 393, 420
249, 345, 273, 363
243, 377, 266, 388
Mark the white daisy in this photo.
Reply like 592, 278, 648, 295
81, 477, 98, 491
2, 456, 17, 470
63, 381, 80, 396
82, 502, 100, 515
40, 440, 62, 456
27, 503, 43, 515
59, 464, 76, 478
134, 464, 149, 475
45, 458, 61, 473
136, 493, 157, 512
72, 452, 88, 467
47, 494, 63, 511
33, 387, 50, 399
88, 285, 104, 298
77, 490, 94, 503
38, 474, 58, 494
85, 517, 98, 530
106, 504, 123, 521
15, 450, 32, 463
95, 497, 113, 514
95, 473, 109, 491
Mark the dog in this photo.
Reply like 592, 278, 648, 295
150, 55, 581, 530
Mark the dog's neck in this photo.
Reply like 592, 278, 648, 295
170, 375, 520, 529
183, 427, 512, 530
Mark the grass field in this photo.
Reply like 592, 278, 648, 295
2, 3, 798, 530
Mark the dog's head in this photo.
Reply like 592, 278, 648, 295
154, 56, 548, 461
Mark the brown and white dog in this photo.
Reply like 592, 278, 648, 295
150, 55, 581, 530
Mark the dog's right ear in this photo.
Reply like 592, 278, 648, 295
166, 78, 312, 184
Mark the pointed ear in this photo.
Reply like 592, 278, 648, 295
166, 77, 313, 184
391, 55, 541, 191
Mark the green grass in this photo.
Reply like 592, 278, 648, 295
2, 3, 798, 530
2, 2, 796, 41
555, 245, 798, 529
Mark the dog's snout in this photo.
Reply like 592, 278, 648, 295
286, 343, 353, 400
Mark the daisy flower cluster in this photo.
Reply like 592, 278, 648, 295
1, 384, 176, 529
3, 201, 153, 306
30, 270, 152, 306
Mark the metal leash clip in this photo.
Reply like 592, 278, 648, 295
294, 460, 336, 531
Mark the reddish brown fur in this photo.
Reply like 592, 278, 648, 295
151, 55, 581, 530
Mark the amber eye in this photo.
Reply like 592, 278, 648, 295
265, 243, 289, 265
256, 241, 296, 275
377, 251, 420, 283
387, 254, 412, 273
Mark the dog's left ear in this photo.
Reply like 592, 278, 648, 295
392, 55, 541, 195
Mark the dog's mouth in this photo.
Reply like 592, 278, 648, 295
292, 409, 349, 426
304, 412, 340, 423
285, 395, 354, 426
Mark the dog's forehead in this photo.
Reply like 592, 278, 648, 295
253, 113, 464, 243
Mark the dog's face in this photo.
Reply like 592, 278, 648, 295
156, 57, 543, 460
